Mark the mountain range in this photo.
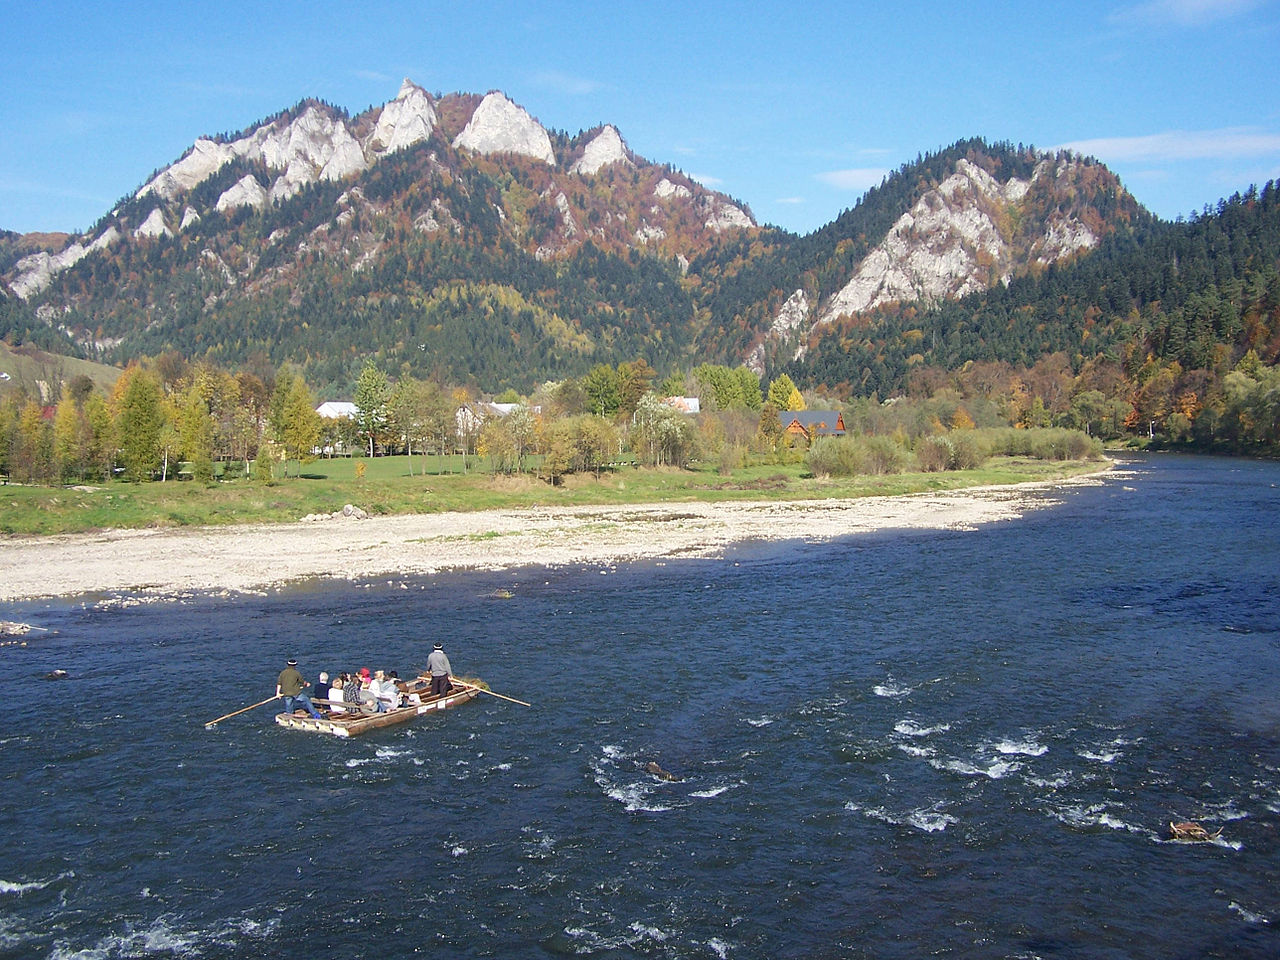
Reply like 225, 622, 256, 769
1, 79, 1274, 405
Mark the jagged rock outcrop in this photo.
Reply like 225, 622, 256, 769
367, 79, 437, 158
452, 91, 554, 164
4, 79, 753, 304
570, 125, 631, 175
216, 175, 269, 212
134, 208, 172, 240
748, 289, 810, 373
817, 158, 1098, 327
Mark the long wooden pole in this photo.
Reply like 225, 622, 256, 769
204, 694, 281, 728
451, 678, 530, 707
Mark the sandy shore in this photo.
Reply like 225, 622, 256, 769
0, 472, 1111, 603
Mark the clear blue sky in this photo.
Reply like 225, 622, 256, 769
2, 0, 1278, 237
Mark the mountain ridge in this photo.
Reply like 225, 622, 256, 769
0, 84, 1153, 395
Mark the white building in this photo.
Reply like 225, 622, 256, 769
316, 400, 358, 419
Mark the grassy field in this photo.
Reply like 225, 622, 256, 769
0, 454, 1108, 537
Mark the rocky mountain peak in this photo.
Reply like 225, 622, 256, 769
570, 125, 632, 175
367, 79, 437, 159
815, 154, 1102, 327
452, 92, 555, 165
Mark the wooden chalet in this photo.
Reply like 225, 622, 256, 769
778, 410, 846, 442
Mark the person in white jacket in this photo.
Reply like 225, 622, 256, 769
373, 670, 399, 712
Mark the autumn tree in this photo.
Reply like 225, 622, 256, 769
767, 374, 804, 411
584, 363, 621, 419
113, 365, 166, 482
354, 360, 391, 456
277, 377, 321, 476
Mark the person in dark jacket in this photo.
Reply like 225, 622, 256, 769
275, 659, 322, 718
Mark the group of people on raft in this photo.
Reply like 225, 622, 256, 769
274, 643, 454, 719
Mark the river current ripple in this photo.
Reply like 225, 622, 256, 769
1, 453, 1277, 959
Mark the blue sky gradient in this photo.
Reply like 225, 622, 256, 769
2, 0, 1278, 236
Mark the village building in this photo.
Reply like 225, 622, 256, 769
778, 410, 846, 442
315, 400, 358, 419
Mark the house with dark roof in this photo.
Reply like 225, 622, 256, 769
778, 410, 846, 442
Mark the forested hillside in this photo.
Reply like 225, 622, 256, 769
0, 78, 1277, 455
786, 181, 1280, 447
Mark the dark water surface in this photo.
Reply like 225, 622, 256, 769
2, 454, 1278, 959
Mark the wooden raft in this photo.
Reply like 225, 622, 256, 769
275, 678, 477, 738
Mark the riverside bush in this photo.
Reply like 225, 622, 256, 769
981, 427, 1102, 461
915, 432, 989, 472
916, 435, 952, 472
806, 436, 910, 477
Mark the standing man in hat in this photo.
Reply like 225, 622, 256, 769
425, 642, 453, 698
276, 658, 323, 718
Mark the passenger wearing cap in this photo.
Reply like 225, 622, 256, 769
275, 658, 323, 719
425, 642, 453, 698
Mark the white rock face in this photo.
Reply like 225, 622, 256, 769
654, 178, 692, 200
88, 226, 120, 253
812, 157, 1102, 339
699, 196, 754, 232
139, 139, 236, 200
571, 125, 631, 175
634, 223, 666, 244
260, 105, 367, 184
10, 246, 83, 299
748, 288, 810, 374
1033, 217, 1098, 264
820, 161, 1022, 324
180, 207, 201, 230
555, 192, 579, 238
453, 92, 555, 164
134, 208, 172, 240
367, 79, 438, 158
216, 175, 268, 212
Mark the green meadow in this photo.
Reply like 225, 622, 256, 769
0, 454, 1106, 536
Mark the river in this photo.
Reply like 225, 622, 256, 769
1, 453, 1277, 958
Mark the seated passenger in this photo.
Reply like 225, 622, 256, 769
373, 669, 398, 712
341, 673, 361, 708
328, 676, 346, 714
358, 674, 379, 712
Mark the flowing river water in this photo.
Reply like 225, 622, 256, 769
1, 453, 1277, 959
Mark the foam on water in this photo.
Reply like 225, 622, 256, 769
1048, 802, 1153, 838
46, 913, 279, 960
897, 743, 937, 758
930, 757, 1021, 779
992, 737, 1048, 756
690, 781, 742, 799
0, 872, 72, 896
874, 680, 914, 698
1228, 901, 1270, 925
592, 745, 675, 813
847, 800, 957, 833
894, 720, 950, 737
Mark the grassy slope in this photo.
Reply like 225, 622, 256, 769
0, 342, 122, 400
0, 455, 1107, 536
